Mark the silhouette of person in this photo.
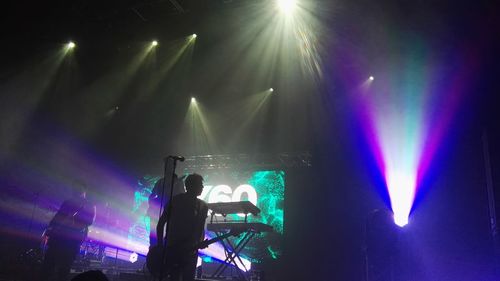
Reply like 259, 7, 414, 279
156, 173, 208, 281
40, 182, 96, 281
148, 174, 185, 247
71, 270, 109, 281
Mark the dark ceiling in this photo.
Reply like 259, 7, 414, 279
1, 0, 499, 172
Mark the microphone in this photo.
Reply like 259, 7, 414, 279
166, 155, 185, 162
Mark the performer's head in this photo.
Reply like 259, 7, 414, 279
72, 180, 88, 199
71, 270, 109, 281
184, 173, 204, 196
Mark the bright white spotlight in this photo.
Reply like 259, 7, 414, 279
192, 34, 197, 38
386, 171, 416, 228
394, 214, 408, 227
191, 97, 196, 103
67, 41, 76, 49
369, 76, 375, 81
277, 0, 296, 15
152, 40, 158, 46
269, 88, 274, 92
129, 252, 138, 263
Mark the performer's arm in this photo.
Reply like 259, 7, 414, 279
195, 203, 209, 243
156, 208, 168, 246
80, 204, 96, 226
91, 205, 97, 224
48, 200, 70, 228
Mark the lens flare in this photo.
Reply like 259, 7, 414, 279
277, 0, 297, 15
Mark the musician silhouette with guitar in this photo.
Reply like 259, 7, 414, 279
40, 182, 96, 281
154, 173, 208, 281
148, 174, 185, 247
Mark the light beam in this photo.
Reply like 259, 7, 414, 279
277, 0, 297, 15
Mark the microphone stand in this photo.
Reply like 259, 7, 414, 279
28, 191, 40, 237
158, 157, 181, 281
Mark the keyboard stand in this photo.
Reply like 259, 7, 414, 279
206, 202, 272, 281
210, 229, 256, 281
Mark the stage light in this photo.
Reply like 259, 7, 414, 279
151, 40, 158, 46
269, 88, 274, 92
394, 214, 408, 227
129, 252, 138, 263
184, 95, 217, 153
369, 76, 374, 81
192, 34, 197, 38
277, 0, 296, 15
386, 171, 415, 227
67, 41, 75, 49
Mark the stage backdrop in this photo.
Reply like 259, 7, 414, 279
197, 169, 285, 264
122, 169, 285, 268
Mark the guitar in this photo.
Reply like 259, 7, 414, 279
146, 230, 242, 277
44, 201, 95, 241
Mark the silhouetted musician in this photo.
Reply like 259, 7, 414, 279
40, 182, 96, 281
148, 174, 184, 247
156, 173, 208, 281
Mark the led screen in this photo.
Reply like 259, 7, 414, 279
198, 170, 285, 263
111, 169, 284, 267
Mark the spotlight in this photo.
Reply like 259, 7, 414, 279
277, 0, 296, 15
386, 171, 415, 228
369, 76, 374, 81
67, 41, 76, 49
152, 40, 158, 46
129, 252, 138, 263
269, 88, 274, 92
191, 97, 196, 103
394, 214, 408, 227
192, 34, 197, 38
